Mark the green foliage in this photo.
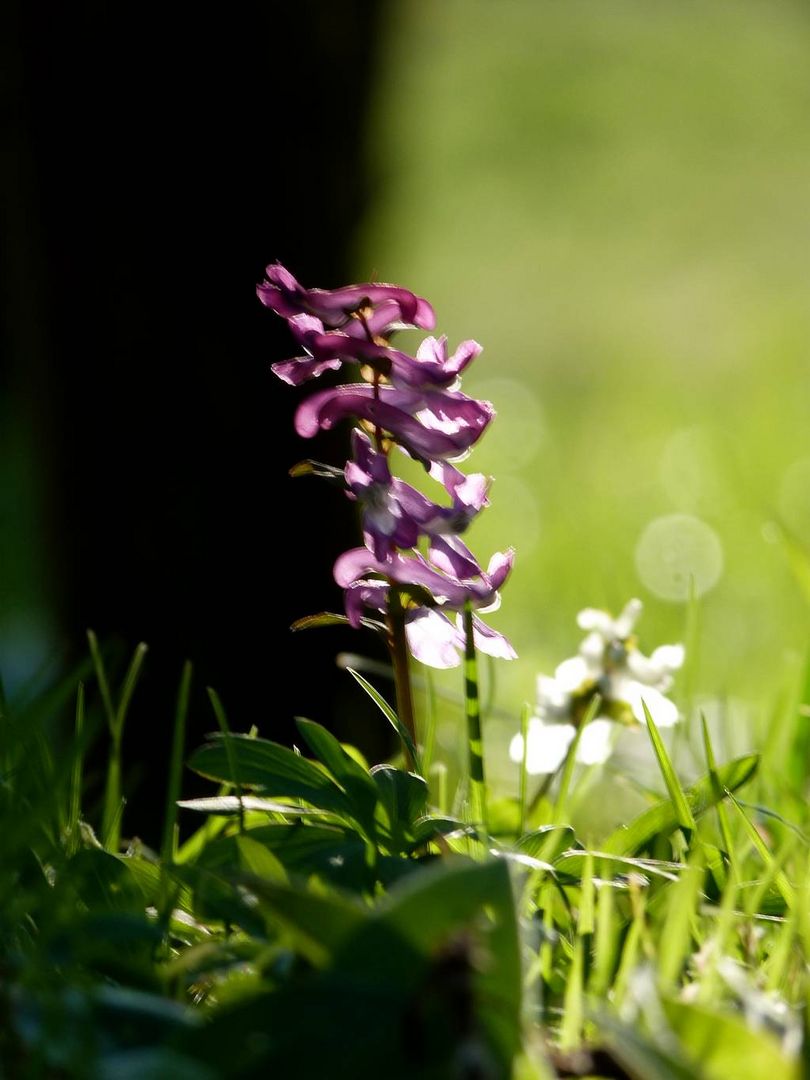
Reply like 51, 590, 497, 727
1, 641, 807, 1079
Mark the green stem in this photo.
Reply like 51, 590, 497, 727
69, 682, 85, 855
387, 587, 417, 772
462, 602, 487, 834
518, 701, 531, 836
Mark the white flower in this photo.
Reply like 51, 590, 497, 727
511, 599, 684, 774
509, 715, 617, 775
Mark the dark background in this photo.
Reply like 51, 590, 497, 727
2, 1, 392, 841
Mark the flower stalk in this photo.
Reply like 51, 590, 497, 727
463, 601, 488, 834
258, 262, 516, 775
386, 586, 418, 771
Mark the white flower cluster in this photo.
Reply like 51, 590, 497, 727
510, 599, 684, 775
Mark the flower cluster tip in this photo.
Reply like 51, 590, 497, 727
258, 263, 515, 669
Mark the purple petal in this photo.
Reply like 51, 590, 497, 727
257, 263, 435, 331
405, 608, 463, 669
271, 356, 342, 386
428, 535, 482, 580
334, 547, 387, 589
416, 336, 445, 365
312, 283, 433, 328
454, 472, 490, 512
465, 613, 517, 660
445, 339, 483, 376
347, 430, 391, 488
344, 580, 388, 627
486, 548, 515, 591
334, 547, 470, 607
287, 315, 389, 365
294, 385, 493, 462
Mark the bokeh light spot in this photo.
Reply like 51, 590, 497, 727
465, 378, 544, 470
634, 513, 724, 601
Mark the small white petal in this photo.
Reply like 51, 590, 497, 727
578, 631, 605, 670
613, 598, 643, 639
576, 719, 616, 765
554, 656, 590, 692
536, 674, 570, 712
627, 684, 679, 727
510, 719, 576, 775
576, 608, 615, 637
625, 649, 663, 686
650, 644, 685, 672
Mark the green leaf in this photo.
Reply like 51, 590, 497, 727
241, 823, 374, 891
410, 815, 472, 847
559, 935, 584, 1050
161, 661, 191, 876
517, 826, 575, 864
728, 793, 796, 910
602, 754, 759, 856
344, 858, 523, 1067
288, 458, 345, 481
291, 612, 385, 634
643, 699, 696, 832
658, 852, 705, 989
177, 795, 322, 816
663, 997, 800, 1080
295, 718, 380, 829
346, 668, 422, 774
592, 1008, 699, 1080
701, 713, 735, 865
371, 764, 428, 852
188, 734, 354, 819
238, 876, 365, 966
555, 849, 683, 883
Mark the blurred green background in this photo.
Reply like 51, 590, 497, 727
353, 0, 810, 793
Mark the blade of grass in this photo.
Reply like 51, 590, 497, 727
207, 686, 243, 833
346, 667, 421, 774
518, 702, 531, 836
552, 695, 601, 825
589, 858, 618, 997
160, 661, 192, 914
603, 754, 758, 856
559, 935, 584, 1051
658, 850, 705, 990
728, 792, 796, 911
578, 850, 595, 937
337, 650, 515, 721
421, 666, 437, 776
86, 629, 115, 733
115, 642, 148, 734
643, 699, 695, 833
68, 682, 85, 856
613, 884, 649, 1009
765, 910, 795, 993
700, 713, 735, 867
100, 641, 148, 851
696, 862, 739, 1004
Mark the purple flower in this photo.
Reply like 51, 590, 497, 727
413, 335, 482, 382
345, 431, 489, 560
295, 384, 494, 463
272, 317, 483, 392
257, 262, 435, 333
333, 544, 516, 668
